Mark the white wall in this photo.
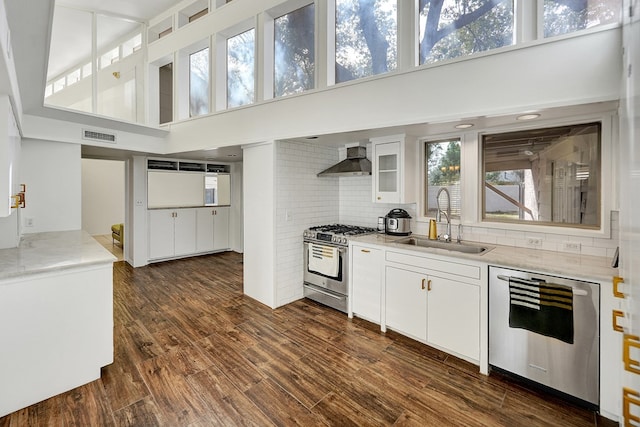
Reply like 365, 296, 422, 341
20, 139, 81, 233
127, 156, 148, 267
243, 142, 276, 308
81, 158, 125, 235
163, 29, 622, 153
229, 162, 243, 253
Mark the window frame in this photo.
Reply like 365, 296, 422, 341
214, 18, 257, 111
417, 0, 516, 66
264, 0, 317, 101
418, 113, 614, 239
333, 0, 399, 84
177, 39, 211, 120
481, 122, 602, 230
188, 46, 211, 117
538, 0, 623, 40
424, 137, 463, 220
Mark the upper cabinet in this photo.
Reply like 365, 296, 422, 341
371, 135, 417, 204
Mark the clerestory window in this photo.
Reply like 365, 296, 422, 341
335, 0, 397, 84
418, 0, 514, 65
274, 3, 316, 97
543, 0, 622, 38
227, 29, 256, 108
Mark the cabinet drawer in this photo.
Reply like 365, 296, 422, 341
386, 251, 480, 280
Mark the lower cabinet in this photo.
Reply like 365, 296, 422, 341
350, 243, 483, 364
148, 208, 197, 260
385, 264, 480, 361
385, 266, 428, 341
427, 275, 479, 361
196, 207, 230, 252
351, 245, 383, 323
149, 207, 230, 261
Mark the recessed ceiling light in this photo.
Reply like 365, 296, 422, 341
455, 123, 474, 129
516, 113, 541, 121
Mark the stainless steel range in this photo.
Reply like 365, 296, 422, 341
303, 224, 376, 313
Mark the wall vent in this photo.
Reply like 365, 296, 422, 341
82, 129, 117, 143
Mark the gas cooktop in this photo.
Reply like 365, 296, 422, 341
303, 224, 377, 245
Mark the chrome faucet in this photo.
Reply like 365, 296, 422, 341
436, 187, 451, 242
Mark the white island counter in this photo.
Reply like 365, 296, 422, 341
0, 231, 116, 417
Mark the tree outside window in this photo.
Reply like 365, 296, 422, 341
544, 0, 621, 38
190, 48, 209, 117
227, 29, 255, 108
335, 0, 397, 83
419, 0, 514, 65
426, 139, 461, 218
275, 4, 315, 97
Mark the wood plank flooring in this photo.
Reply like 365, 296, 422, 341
93, 234, 124, 261
0, 252, 617, 426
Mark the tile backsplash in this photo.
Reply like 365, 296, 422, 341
275, 140, 618, 307
337, 157, 618, 259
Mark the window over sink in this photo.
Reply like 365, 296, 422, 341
481, 122, 601, 229
425, 138, 461, 219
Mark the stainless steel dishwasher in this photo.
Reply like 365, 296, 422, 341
489, 266, 599, 408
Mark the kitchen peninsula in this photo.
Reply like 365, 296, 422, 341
0, 230, 115, 417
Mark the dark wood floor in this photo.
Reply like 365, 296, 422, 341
0, 252, 616, 426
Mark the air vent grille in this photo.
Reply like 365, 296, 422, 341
82, 129, 117, 143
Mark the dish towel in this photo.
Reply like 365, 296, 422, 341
308, 244, 340, 278
508, 277, 574, 344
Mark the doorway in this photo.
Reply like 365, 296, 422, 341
81, 158, 125, 260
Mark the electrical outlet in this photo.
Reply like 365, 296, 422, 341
25, 217, 34, 227
285, 210, 291, 222
562, 241, 581, 253
526, 237, 542, 248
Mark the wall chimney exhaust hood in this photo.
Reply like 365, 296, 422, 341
317, 146, 371, 177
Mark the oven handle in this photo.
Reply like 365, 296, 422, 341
304, 284, 345, 300
303, 241, 347, 253
497, 274, 588, 296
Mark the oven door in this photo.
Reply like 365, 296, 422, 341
303, 241, 347, 295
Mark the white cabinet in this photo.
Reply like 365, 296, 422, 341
371, 134, 416, 204
383, 250, 483, 363
196, 207, 230, 252
351, 244, 383, 323
385, 266, 427, 341
427, 275, 480, 361
148, 208, 196, 260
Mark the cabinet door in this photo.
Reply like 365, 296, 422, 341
196, 208, 215, 252
148, 210, 175, 259
427, 275, 480, 361
173, 209, 197, 256
385, 266, 427, 341
374, 141, 400, 203
213, 207, 230, 250
352, 245, 382, 323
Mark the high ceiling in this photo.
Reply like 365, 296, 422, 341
48, 1, 183, 81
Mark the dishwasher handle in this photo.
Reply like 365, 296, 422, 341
496, 274, 588, 296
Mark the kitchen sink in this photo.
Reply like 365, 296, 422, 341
395, 236, 493, 255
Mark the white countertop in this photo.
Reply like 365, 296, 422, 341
0, 230, 117, 281
352, 233, 617, 282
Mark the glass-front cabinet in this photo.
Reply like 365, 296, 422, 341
371, 135, 416, 204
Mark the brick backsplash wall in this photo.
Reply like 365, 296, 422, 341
275, 140, 339, 306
